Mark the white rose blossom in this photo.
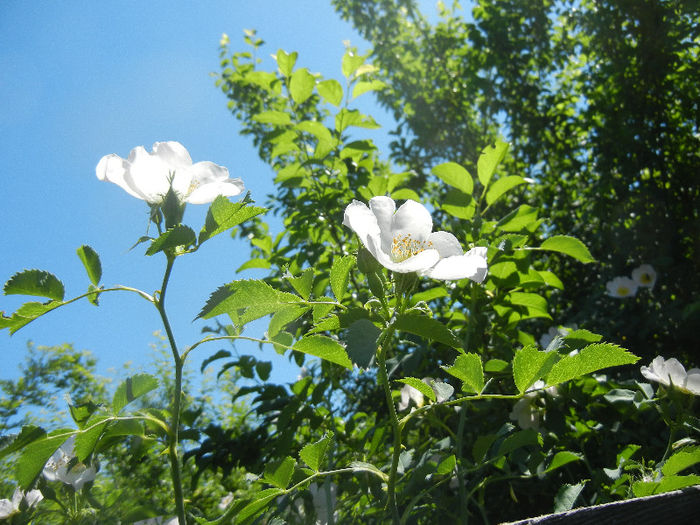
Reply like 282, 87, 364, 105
640, 356, 700, 395
631, 264, 657, 289
42, 435, 97, 491
606, 276, 638, 298
96, 141, 244, 205
509, 380, 558, 431
343, 196, 488, 282
0, 487, 43, 519
397, 383, 425, 412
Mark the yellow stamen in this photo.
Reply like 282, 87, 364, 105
391, 233, 433, 262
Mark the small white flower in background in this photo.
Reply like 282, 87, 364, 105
42, 435, 97, 490
218, 492, 234, 510
397, 383, 425, 412
96, 141, 244, 205
343, 196, 488, 282
509, 380, 558, 431
640, 356, 700, 395
0, 487, 43, 519
132, 517, 179, 525
606, 276, 638, 298
539, 325, 576, 350
631, 264, 657, 289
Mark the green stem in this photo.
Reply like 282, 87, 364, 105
376, 328, 401, 525
456, 403, 469, 525
155, 255, 187, 525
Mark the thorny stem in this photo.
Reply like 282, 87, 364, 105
155, 255, 187, 525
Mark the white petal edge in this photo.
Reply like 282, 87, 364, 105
391, 199, 433, 242
186, 178, 245, 204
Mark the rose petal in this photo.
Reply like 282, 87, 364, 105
426, 231, 463, 258
186, 178, 245, 204
422, 250, 488, 282
391, 200, 433, 242
152, 141, 193, 169
369, 196, 396, 254
96, 154, 143, 200
685, 369, 700, 395
343, 200, 382, 260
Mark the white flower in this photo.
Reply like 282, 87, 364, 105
96, 141, 244, 205
606, 276, 638, 298
132, 518, 178, 525
397, 382, 425, 412
42, 435, 97, 490
509, 380, 558, 430
218, 492, 234, 510
343, 196, 488, 282
539, 325, 575, 350
631, 264, 656, 289
640, 356, 700, 395
0, 487, 43, 519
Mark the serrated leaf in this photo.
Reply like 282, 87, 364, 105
317, 79, 343, 107
442, 353, 484, 393
268, 305, 310, 338
299, 432, 333, 472
429, 379, 454, 402
16, 430, 73, 490
432, 162, 473, 195
662, 446, 700, 476
200, 349, 232, 372
0, 425, 46, 460
397, 377, 437, 402
112, 374, 159, 414
539, 235, 595, 263
1, 300, 64, 334
512, 344, 559, 394
4, 269, 64, 301
264, 456, 296, 489
76, 245, 102, 286
485, 176, 526, 206
199, 195, 266, 244
289, 68, 315, 104
554, 481, 587, 513
397, 449, 413, 474
345, 319, 379, 368
293, 335, 352, 369
330, 255, 355, 301
145, 224, 196, 256
546, 343, 639, 386
74, 416, 110, 461
287, 268, 314, 300
236, 488, 284, 523
437, 454, 456, 475
477, 139, 509, 188
394, 312, 461, 349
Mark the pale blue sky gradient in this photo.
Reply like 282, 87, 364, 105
0, 1, 409, 386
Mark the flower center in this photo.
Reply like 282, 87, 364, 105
641, 273, 652, 284
618, 286, 629, 296
391, 233, 432, 262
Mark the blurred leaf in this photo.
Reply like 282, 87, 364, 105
200, 349, 232, 372
538, 235, 595, 263
76, 245, 102, 286
478, 139, 509, 189
253, 110, 292, 126
342, 49, 366, 78
442, 353, 484, 393
497, 429, 542, 458
275, 49, 297, 77
112, 374, 159, 414
4, 269, 64, 301
353, 79, 386, 98
317, 79, 343, 106
293, 335, 352, 369
299, 432, 333, 472
289, 68, 315, 104
432, 162, 473, 195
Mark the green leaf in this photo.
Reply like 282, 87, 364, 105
554, 481, 587, 513
4, 269, 65, 301
236, 488, 284, 523
538, 235, 595, 263
345, 319, 379, 369
443, 189, 476, 220
275, 49, 297, 77
485, 176, 526, 206
289, 68, 315, 104
112, 374, 159, 414
394, 312, 462, 350
396, 377, 437, 402
293, 335, 352, 369
253, 110, 292, 126
287, 268, 314, 300
342, 49, 366, 78
0, 425, 46, 460
264, 456, 296, 489
512, 344, 559, 394
76, 245, 102, 286
437, 454, 456, 475
268, 305, 310, 338
145, 225, 196, 256
0, 300, 64, 334
633, 474, 700, 497
442, 353, 484, 393
497, 205, 539, 233
335, 109, 380, 132
317, 79, 343, 106
330, 255, 355, 301
255, 361, 272, 381
497, 429, 542, 458
429, 379, 454, 402
507, 292, 549, 315
546, 343, 639, 386
296, 120, 333, 144
16, 430, 73, 490
477, 139, 509, 189
200, 349, 232, 373
662, 446, 700, 476
299, 432, 333, 472
199, 195, 266, 244
352, 79, 386, 98
432, 162, 474, 195
74, 416, 109, 461
546, 451, 583, 473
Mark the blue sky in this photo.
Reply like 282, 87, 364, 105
0, 1, 416, 387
